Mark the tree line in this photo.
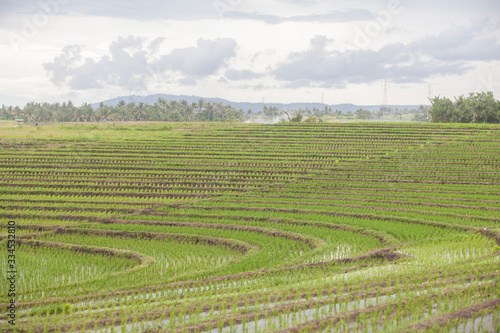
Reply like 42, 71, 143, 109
0, 98, 245, 123
428, 91, 500, 123
3, 92, 498, 124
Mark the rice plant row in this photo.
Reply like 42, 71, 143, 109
0, 122, 498, 332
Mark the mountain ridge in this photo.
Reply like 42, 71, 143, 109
92, 94, 422, 113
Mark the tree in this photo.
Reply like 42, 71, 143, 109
206, 103, 214, 121
0, 98, 246, 123
156, 98, 169, 120
72, 107, 86, 122
411, 105, 430, 122
191, 102, 197, 119
428, 96, 454, 123
0, 105, 11, 120
263, 106, 280, 119
354, 108, 372, 119
179, 99, 194, 121
429, 92, 500, 123
77, 103, 94, 122
35, 102, 54, 122
96, 102, 112, 121
466, 91, 499, 123
146, 103, 161, 121
23, 102, 37, 121
134, 102, 147, 121
283, 109, 303, 122
197, 98, 205, 113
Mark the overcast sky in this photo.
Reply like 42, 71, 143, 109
1, 0, 499, 106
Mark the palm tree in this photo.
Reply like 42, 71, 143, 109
13, 106, 23, 119
72, 108, 85, 122
284, 109, 304, 122
179, 99, 189, 121
205, 103, 214, 121
218, 104, 230, 121
112, 101, 129, 121
23, 102, 36, 121
156, 98, 169, 120
197, 98, 205, 113
34, 102, 53, 122
80, 103, 95, 122
96, 102, 111, 121
62, 101, 78, 122
178, 100, 194, 122
134, 102, 147, 121
144, 103, 160, 121
0, 105, 13, 120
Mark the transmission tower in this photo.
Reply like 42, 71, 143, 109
381, 80, 389, 105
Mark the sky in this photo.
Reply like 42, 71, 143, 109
1, 0, 499, 106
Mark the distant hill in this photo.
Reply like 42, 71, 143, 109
92, 94, 421, 113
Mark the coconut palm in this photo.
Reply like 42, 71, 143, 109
283, 109, 303, 122
134, 102, 147, 121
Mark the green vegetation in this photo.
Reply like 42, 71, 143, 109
429, 91, 500, 123
0, 121, 499, 332
0, 98, 244, 123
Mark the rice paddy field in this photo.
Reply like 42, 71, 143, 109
0, 121, 499, 332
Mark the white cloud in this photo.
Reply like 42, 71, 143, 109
224, 9, 374, 24
43, 36, 238, 91
1, 0, 500, 106
156, 38, 237, 77
42, 44, 82, 85
225, 69, 262, 80
272, 22, 500, 88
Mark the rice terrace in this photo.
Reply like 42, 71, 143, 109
1, 121, 499, 332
